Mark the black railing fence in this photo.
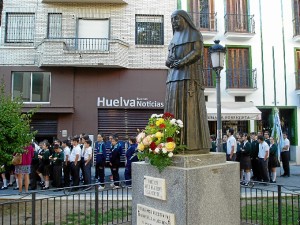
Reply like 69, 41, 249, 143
295, 71, 300, 90
188, 12, 218, 32
292, 18, 300, 37
1, 180, 300, 225
0, 182, 132, 225
241, 182, 300, 225
226, 68, 257, 89
224, 14, 255, 34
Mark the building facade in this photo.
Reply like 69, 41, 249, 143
180, 0, 300, 161
0, 0, 299, 162
0, 0, 175, 143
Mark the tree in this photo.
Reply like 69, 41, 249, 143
0, 80, 36, 168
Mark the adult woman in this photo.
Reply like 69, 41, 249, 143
268, 137, 278, 183
240, 133, 252, 186
14, 144, 34, 193
165, 10, 210, 152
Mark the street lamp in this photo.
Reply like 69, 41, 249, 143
209, 40, 226, 152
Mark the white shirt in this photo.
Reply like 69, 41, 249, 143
69, 145, 81, 162
258, 141, 269, 159
226, 135, 237, 154
63, 146, 71, 162
83, 146, 92, 161
282, 138, 290, 152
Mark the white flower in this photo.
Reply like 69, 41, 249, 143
162, 148, 167, 154
151, 114, 158, 118
170, 118, 177, 125
158, 114, 164, 118
176, 130, 180, 134
154, 148, 160, 153
168, 152, 173, 157
177, 119, 183, 128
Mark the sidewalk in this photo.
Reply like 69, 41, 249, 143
1, 163, 300, 197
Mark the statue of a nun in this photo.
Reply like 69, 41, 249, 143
165, 10, 210, 153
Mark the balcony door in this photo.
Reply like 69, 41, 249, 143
294, 0, 300, 36
296, 50, 300, 89
227, 48, 251, 88
77, 19, 109, 51
188, 0, 215, 31
226, 0, 248, 32
203, 46, 214, 87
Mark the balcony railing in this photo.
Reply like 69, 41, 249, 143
295, 71, 300, 90
188, 12, 217, 32
203, 68, 215, 88
224, 14, 255, 34
226, 68, 257, 89
58, 38, 109, 52
292, 18, 300, 37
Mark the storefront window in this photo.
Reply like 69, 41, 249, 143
12, 72, 51, 103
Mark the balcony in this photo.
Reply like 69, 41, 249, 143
36, 38, 129, 68
292, 18, 300, 41
295, 71, 300, 94
226, 68, 257, 95
224, 14, 255, 40
188, 12, 218, 39
203, 68, 215, 94
42, 0, 127, 3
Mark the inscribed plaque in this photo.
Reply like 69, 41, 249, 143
144, 176, 166, 200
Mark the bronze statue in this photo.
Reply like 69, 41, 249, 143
165, 9, 210, 153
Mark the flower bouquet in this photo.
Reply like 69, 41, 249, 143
136, 112, 184, 172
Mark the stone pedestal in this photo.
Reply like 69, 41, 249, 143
132, 153, 240, 225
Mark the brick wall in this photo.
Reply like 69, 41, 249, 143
0, 0, 176, 69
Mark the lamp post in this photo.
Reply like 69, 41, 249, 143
209, 40, 226, 152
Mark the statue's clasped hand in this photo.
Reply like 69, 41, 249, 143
170, 59, 184, 69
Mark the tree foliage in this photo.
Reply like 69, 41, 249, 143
0, 80, 36, 166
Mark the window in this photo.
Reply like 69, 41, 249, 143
5, 13, 35, 43
293, 0, 300, 36
77, 19, 109, 51
203, 46, 215, 87
135, 15, 164, 45
0, 0, 3, 26
226, 47, 253, 88
235, 96, 245, 102
47, 13, 62, 38
188, 0, 216, 31
296, 50, 300, 89
12, 72, 51, 103
225, 0, 251, 33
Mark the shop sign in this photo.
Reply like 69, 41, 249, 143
97, 97, 164, 108
207, 114, 261, 121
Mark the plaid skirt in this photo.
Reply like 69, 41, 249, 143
15, 165, 31, 174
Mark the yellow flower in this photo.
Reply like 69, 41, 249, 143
165, 142, 176, 152
155, 118, 164, 126
137, 143, 145, 151
155, 132, 164, 139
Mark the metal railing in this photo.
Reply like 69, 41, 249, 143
295, 71, 300, 90
226, 68, 257, 89
52, 38, 110, 51
0, 182, 132, 225
188, 12, 217, 32
224, 14, 255, 34
1, 180, 300, 225
292, 18, 300, 37
203, 68, 215, 88
241, 182, 300, 225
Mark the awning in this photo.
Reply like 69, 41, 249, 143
206, 102, 261, 121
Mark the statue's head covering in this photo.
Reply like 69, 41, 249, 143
171, 10, 198, 32
171, 9, 202, 45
